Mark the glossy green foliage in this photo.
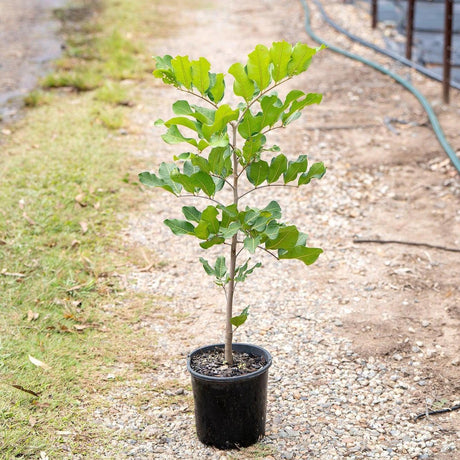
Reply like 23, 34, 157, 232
140, 41, 327, 291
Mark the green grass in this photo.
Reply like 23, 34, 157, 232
95, 82, 130, 105
0, 0, 174, 456
0, 92, 133, 457
41, 1, 155, 92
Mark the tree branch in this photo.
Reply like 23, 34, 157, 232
257, 245, 279, 260
238, 183, 298, 200
176, 87, 219, 109
237, 76, 294, 124
179, 194, 224, 206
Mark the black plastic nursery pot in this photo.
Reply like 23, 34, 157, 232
187, 343, 272, 450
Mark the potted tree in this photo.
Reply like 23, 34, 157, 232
139, 41, 326, 449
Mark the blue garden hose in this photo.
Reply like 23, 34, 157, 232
299, 0, 460, 174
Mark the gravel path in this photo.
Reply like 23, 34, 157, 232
88, 1, 460, 458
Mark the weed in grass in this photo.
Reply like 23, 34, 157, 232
23, 90, 50, 108
95, 107, 125, 130
41, 71, 102, 91
95, 82, 129, 105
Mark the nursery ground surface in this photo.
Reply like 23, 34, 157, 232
1, 0, 459, 458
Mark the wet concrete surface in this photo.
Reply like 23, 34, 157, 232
0, 0, 66, 121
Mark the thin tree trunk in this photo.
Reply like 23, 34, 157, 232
224, 124, 239, 365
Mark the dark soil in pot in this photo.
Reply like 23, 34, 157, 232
189, 345, 268, 378
187, 343, 272, 449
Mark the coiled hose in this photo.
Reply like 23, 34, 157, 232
299, 0, 460, 174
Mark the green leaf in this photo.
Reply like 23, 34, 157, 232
154, 54, 173, 72
158, 162, 182, 194
247, 44, 271, 91
228, 62, 255, 101
220, 221, 241, 239
282, 92, 323, 125
213, 177, 225, 192
202, 104, 239, 140
201, 206, 219, 234
182, 206, 202, 223
164, 219, 195, 235
191, 57, 211, 94
231, 306, 250, 328
215, 256, 227, 278
267, 154, 287, 183
162, 125, 198, 148
192, 105, 215, 124
171, 55, 192, 89
173, 152, 192, 161
270, 41, 292, 82
200, 236, 225, 249
164, 116, 199, 133
298, 162, 326, 185
219, 204, 238, 227
138, 171, 164, 187
246, 160, 269, 186
262, 201, 282, 219
235, 261, 262, 282
287, 43, 317, 76
170, 171, 196, 193
197, 139, 210, 152
194, 221, 210, 239
279, 246, 323, 265
207, 72, 225, 103
252, 216, 268, 232
263, 220, 280, 240
260, 95, 283, 128
190, 171, 216, 196
199, 257, 215, 276
209, 133, 229, 148
190, 154, 211, 174
244, 235, 261, 254
209, 146, 231, 176
284, 155, 308, 184
238, 111, 263, 139
153, 55, 176, 85
183, 160, 198, 176
243, 208, 261, 225
281, 90, 305, 110
242, 134, 266, 163
265, 225, 299, 249
172, 100, 193, 116
296, 232, 308, 247
283, 111, 302, 126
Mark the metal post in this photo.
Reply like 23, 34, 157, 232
371, 0, 378, 29
443, 0, 453, 104
406, 0, 416, 61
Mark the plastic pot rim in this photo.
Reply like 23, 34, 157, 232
186, 343, 272, 383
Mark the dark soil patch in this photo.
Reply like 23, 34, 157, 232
190, 346, 267, 378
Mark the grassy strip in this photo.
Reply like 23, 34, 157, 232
0, 0, 176, 457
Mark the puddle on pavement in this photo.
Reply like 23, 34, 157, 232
0, 0, 67, 121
